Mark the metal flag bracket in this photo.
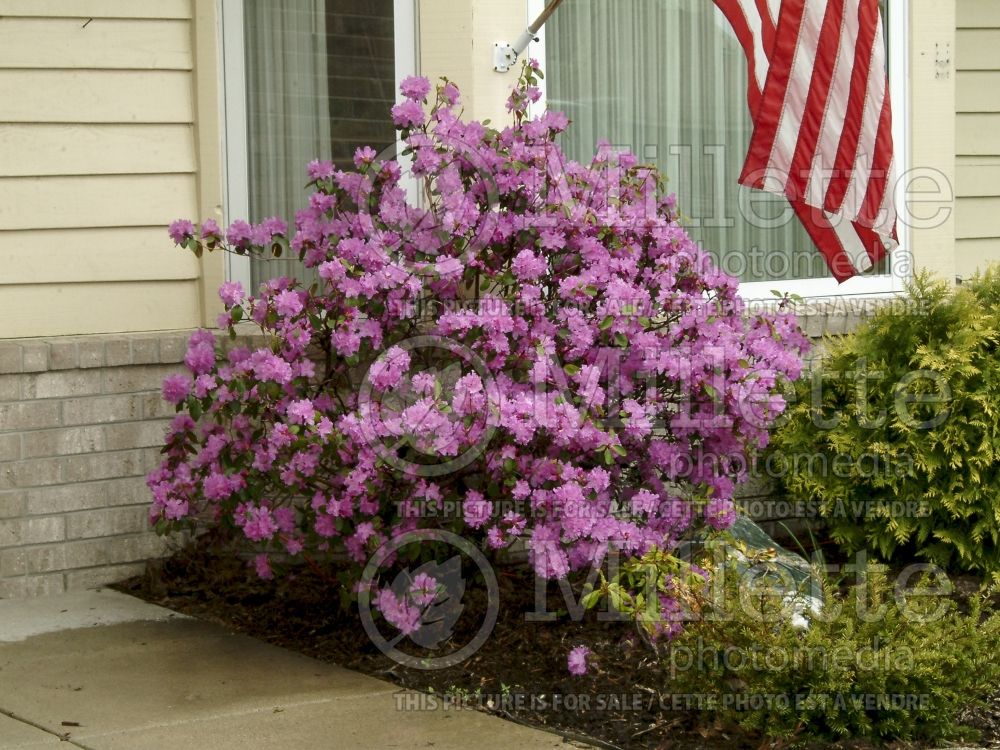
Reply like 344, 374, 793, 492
493, 0, 566, 73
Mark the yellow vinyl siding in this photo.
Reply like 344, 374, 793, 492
956, 161, 1000, 196
956, 29, 1000, 69
0, 71, 194, 123
0, 1, 201, 338
956, 71, 1000, 111
957, 0, 1000, 28
956, 197, 1000, 239
0, 175, 197, 231
1, 281, 202, 339
0, 0, 190, 19
0, 228, 199, 285
0, 125, 196, 177
956, 0, 1000, 277
957, 114, 1000, 155
0, 18, 192, 70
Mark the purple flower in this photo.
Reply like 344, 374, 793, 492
200, 218, 222, 241
162, 374, 191, 405
441, 82, 460, 105
254, 553, 274, 580
463, 490, 492, 529
375, 588, 422, 635
567, 646, 591, 676
354, 146, 378, 169
704, 498, 737, 531
250, 350, 293, 384
409, 573, 439, 607
242, 505, 279, 541
193, 373, 216, 398
274, 289, 304, 318
368, 346, 410, 392
511, 249, 547, 281
306, 159, 335, 181
218, 281, 244, 307
399, 75, 431, 101
168, 219, 195, 245
203, 472, 233, 501
261, 216, 288, 237
286, 398, 315, 425
226, 219, 253, 247
150, 72, 811, 629
184, 340, 216, 376
391, 100, 425, 128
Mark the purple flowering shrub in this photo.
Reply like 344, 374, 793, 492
151, 64, 807, 636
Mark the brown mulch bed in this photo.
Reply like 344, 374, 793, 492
113, 534, 1000, 750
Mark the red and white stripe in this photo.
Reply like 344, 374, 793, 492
713, 0, 898, 282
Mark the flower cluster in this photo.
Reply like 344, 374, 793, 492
154, 66, 807, 639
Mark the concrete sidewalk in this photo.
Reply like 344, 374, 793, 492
0, 589, 587, 750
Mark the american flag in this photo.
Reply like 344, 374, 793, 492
713, 0, 898, 282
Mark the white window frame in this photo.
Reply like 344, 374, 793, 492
219, 0, 420, 289
526, 0, 910, 303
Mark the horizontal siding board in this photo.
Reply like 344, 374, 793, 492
957, 238, 1000, 279
958, 155, 1000, 166
957, 114, 1000, 155
0, 281, 201, 338
956, 71, 1000, 112
0, 70, 192, 124
0, 124, 195, 176
0, 174, 198, 231
957, 29, 1000, 69
957, 0, 1000, 28
956, 197, 1000, 239
0, 18, 192, 70
0, 227, 199, 284
0, 0, 190, 19
957, 163, 1000, 197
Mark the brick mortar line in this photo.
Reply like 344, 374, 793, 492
0, 417, 171, 439
0, 445, 161, 465
18, 431, 169, 447
3, 503, 153, 525
0, 475, 150, 491
0, 538, 161, 561
0, 528, 160, 549
14, 431, 170, 462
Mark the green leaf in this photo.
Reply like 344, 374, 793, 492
580, 589, 602, 610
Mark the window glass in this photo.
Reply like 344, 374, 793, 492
545, 0, 891, 283
244, 0, 397, 286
